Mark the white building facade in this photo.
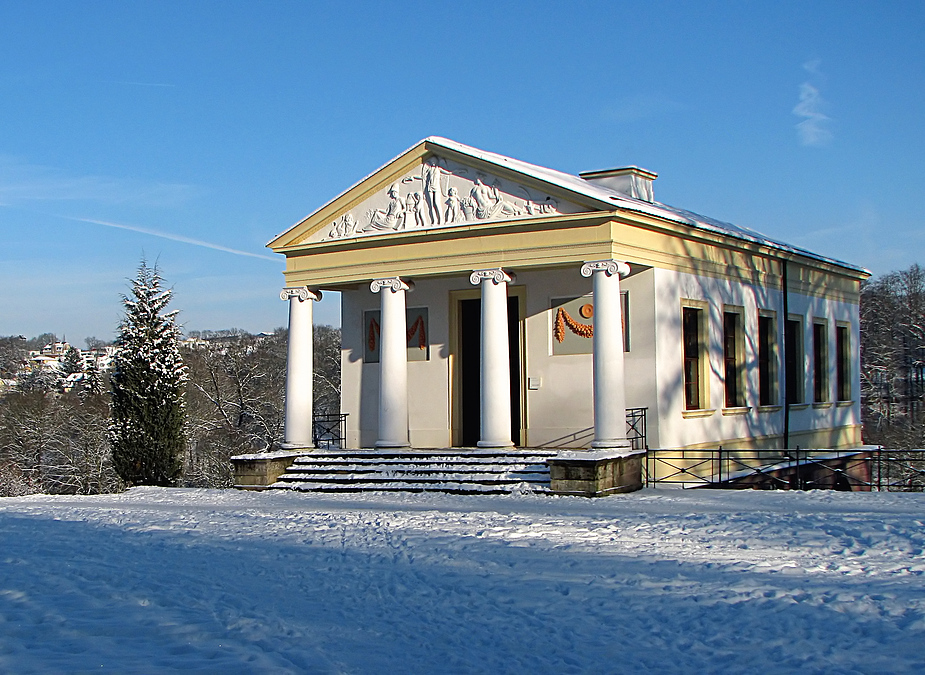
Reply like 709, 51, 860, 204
269, 138, 866, 452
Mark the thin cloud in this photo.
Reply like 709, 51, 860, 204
802, 58, 824, 78
75, 217, 278, 261
793, 61, 833, 147
0, 156, 197, 207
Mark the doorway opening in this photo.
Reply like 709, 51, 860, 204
458, 296, 522, 447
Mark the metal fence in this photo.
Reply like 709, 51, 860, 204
871, 450, 925, 491
626, 407, 648, 452
312, 413, 348, 449
645, 447, 925, 491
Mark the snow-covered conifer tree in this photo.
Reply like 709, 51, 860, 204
62, 346, 82, 376
109, 260, 187, 486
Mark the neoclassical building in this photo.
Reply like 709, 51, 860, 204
268, 137, 867, 455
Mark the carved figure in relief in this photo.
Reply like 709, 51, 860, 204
470, 177, 494, 219
403, 193, 416, 229
524, 197, 559, 216
410, 192, 425, 227
328, 213, 358, 239
364, 184, 405, 232
460, 196, 476, 221
486, 182, 522, 219
422, 158, 446, 226
444, 186, 461, 223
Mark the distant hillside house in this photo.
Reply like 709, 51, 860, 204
268, 138, 867, 453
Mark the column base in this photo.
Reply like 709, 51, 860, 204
277, 441, 314, 451
477, 440, 515, 449
375, 441, 412, 449
590, 439, 634, 454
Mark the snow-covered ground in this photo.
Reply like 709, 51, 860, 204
1, 488, 924, 674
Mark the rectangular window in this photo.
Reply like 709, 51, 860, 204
813, 321, 828, 403
723, 310, 744, 407
785, 318, 803, 404
682, 306, 703, 410
758, 313, 776, 406
836, 324, 851, 401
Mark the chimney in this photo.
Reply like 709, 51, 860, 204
579, 166, 657, 203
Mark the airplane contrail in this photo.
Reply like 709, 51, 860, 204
76, 217, 278, 261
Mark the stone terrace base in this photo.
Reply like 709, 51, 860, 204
232, 448, 645, 496
231, 451, 305, 490
547, 450, 645, 497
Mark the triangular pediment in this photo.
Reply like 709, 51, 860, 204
268, 138, 617, 251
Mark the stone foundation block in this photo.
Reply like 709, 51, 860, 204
548, 450, 644, 497
231, 451, 304, 490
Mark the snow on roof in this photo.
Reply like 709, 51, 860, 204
424, 137, 867, 275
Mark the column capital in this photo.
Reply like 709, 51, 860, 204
280, 286, 322, 302
370, 277, 414, 294
580, 260, 630, 279
469, 268, 516, 286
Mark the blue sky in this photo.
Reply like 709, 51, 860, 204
1, 1, 923, 343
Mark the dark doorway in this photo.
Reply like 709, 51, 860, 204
459, 297, 522, 447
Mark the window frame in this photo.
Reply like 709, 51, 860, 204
722, 306, 746, 409
681, 301, 708, 411
836, 323, 851, 402
813, 320, 829, 404
757, 310, 778, 407
785, 316, 804, 405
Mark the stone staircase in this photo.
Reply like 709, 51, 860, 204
269, 448, 558, 495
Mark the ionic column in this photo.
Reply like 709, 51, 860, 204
280, 286, 322, 448
371, 277, 413, 448
470, 269, 516, 448
580, 260, 633, 453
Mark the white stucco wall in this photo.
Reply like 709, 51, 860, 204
785, 291, 863, 446
652, 268, 861, 449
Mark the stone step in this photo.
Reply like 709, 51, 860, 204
269, 449, 554, 494
274, 480, 551, 495
275, 470, 550, 483
284, 462, 549, 474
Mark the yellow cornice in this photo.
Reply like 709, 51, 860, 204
276, 211, 613, 256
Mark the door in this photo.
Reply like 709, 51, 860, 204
457, 296, 522, 447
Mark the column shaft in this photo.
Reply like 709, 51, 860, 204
470, 269, 515, 448
581, 261, 633, 452
371, 278, 412, 448
281, 287, 321, 447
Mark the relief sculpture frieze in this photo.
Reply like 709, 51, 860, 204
317, 155, 580, 242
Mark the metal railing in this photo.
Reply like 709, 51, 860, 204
644, 447, 925, 491
312, 413, 348, 449
626, 407, 648, 452
871, 449, 925, 491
